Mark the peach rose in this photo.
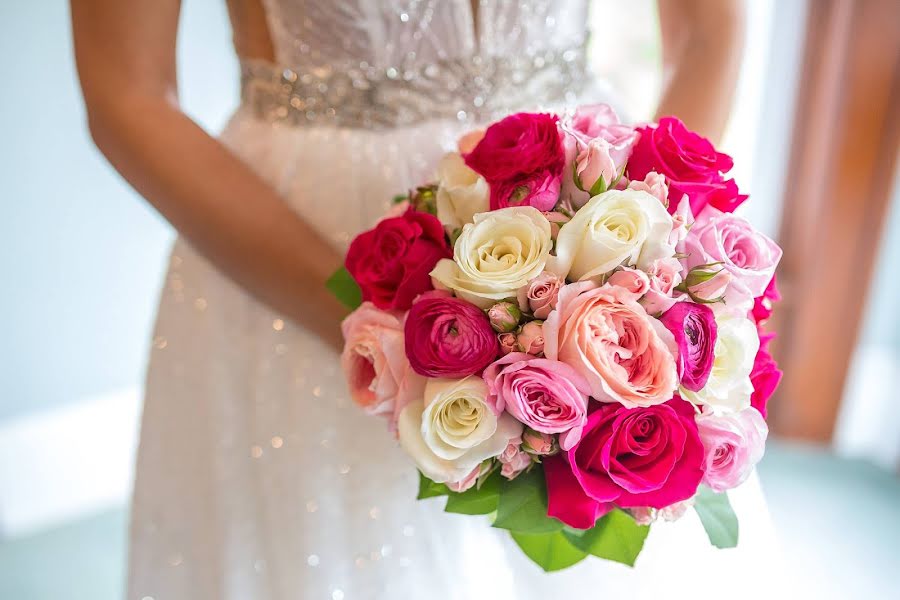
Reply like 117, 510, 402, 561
544, 281, 678, 408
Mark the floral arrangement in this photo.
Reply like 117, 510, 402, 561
328, 105, 783, 572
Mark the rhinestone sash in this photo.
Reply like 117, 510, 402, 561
240, 46, 587, 129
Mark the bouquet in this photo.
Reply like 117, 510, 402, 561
328, 105, 783, 572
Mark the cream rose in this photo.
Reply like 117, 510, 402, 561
397, 377, 523, 484
681, 314, 759, 413
430, 206, 553, 308
435, 152, 489, 230
551, 189, 675, 281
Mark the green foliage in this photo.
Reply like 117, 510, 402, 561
492, 468, 563, 534
444, 471, 501, 515
325, 266, 362, 310
563, 509, 650, 567
694, 486, 739, 549
416, 472, 450, 500
511, 530, 588, 572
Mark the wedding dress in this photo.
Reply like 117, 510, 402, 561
129, 2, 784, 599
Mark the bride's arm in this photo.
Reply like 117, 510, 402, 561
71, 0, 347, 351
655, 0, 746, 143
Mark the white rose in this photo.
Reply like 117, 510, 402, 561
681, 314, 759, 413
550, 189, 675, 281
397, 377, 523, 484
435, 152, 489, 229
430, 206, 553, 308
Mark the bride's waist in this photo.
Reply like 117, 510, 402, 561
239, 47, 589, 130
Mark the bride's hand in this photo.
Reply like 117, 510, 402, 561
655, 0, 746, 144
71, 0, 348, 352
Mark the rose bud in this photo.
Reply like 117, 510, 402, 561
517, 271, 562, 319
498, 439, 532, 480
522, 428, 556, 456
543, 211, 571, 240
630, 507, 657, 526
488, 301, 522, 333
498, 332, 517, 355
607, 267, 651, 297
517, 320, 545, 356
683, 264, 732, 303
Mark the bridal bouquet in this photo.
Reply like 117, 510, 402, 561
328, 106, 783, 571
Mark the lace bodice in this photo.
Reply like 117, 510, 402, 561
245, 0, 593, 128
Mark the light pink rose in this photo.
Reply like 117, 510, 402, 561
696, 408, 768, 492
543, 210, 571, 240
640, 257, 683, 315
683, 208, 782, 308
627, 171, 669, 206
516, 321, 545, 355
447, 464, 480, 493
498, 437, 532, 480
607, 267, 651, 296
341, 303, 426, 428
498, 332, 517, 355
522, 428, 556, 455
517, 272, 563, 319
457, 129, 485, 154
576, 139, 617, 192
668, 195, 694, 245
630, 507, 656, 525
658, 499, 694, 522
543, 281, 678, 408
483, 352, 590, 450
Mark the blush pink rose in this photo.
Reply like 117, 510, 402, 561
627, 171, 669, 206
517, 272, 563, 319
447, 464, 481, 493
516, 321, 545, 356
483, 352, 590, 451
498, 332, 517, 355
607, 267, 651, 296
696, 408, 768, 492
627, 116, 746, 215
684, 209, 783, 308
640, 257, 683, 315
522, 428, 556, 455
341, 303, 426, 426
563, 397, 705, 509
498, 437, 533, 480
543, 281, 679, 408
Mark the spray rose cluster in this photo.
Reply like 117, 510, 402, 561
336, 106, 782, 570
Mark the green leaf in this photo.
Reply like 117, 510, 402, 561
416, 472, 450, 500
511, 530, 588, 572
445, 472, 501, 515
694, 486, 739, 549
325, 266, 362, 310
588, 174, 608, 196
562, 509, 650, 567
492, 468, 563, 534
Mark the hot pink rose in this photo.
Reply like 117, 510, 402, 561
559, 397, 705, 510
464, 112, 565, 211
752, 275, 781, 324
684, 210, 782, 308
517, 272, 563, 319
483, 352, 590, 451
658, 302, 717, 392
404, 291, 498, 378
627, 117, 746, 215
750, 337, 782, 418
543, 281, 678, 408
341, 303, 425, 425
544, 453, 612, 529
696, 408, 768, 492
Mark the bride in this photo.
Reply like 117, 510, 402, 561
73, 1, 779, 598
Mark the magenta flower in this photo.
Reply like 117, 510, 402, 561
658, 302, 718, 392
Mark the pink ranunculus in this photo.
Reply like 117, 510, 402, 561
544, 454, 612, 529
543, 281, 679, 408
341, 303, 425, 426
516, 321, 545, 356
517, 272, 563, 319
750, 340, 782, 418
457, 128, 486, 154
607, 267, 651, 296
627, 116, 746, 215
498, 332, 517, 355
658, 302, 718, 392
565, 397, 705, 508
640, 257, 683, 315
404, 291, 498, 378
685, 209, 782, 308
483, 352, 590, 451
752, 275, 781, 324
696, 408, 768, 492
498, 437, 533, 480
464, 113, 565, 212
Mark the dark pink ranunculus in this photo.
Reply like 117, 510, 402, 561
627, 116, 746, 215
544, 454, 612, 529
345, 208, 451, 310
752, 275, 781, 324
565, 398, 704, 509
658, 302, 718, 392
464, 112, 565, 211
404, 291, 498, 378
750, 338, 782, 419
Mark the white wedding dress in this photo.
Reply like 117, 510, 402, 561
129, 2, 785, 599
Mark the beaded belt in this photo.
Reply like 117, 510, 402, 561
240, 46, 587, 129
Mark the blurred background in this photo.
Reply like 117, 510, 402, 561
1, 0, 898, 598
